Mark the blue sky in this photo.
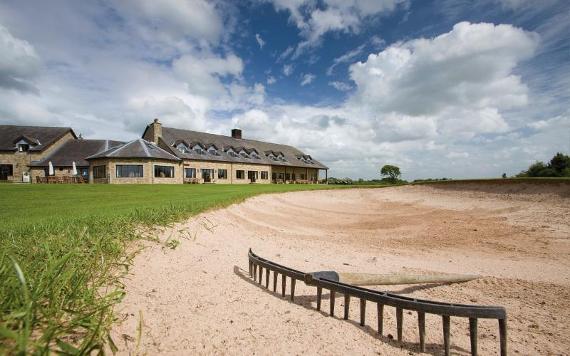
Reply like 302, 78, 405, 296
0, 0, 568, 179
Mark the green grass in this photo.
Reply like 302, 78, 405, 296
0, 183, 369, 354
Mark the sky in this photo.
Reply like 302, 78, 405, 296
0, 0, 568, 180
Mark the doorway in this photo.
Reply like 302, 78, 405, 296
247, 170, 258, 183
202, 169, 214, 183
0, 164, 13, 180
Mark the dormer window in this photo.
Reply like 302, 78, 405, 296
207, 145, 219, 155
18, 143, 30, 152
239, 149, 250, 159
226, 148, 238, 157
277, 153, 287, 162
250, 151, 260, 159
192, 144, 206, 155
176, 143, 189, 153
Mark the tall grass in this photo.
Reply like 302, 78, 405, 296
0, 183, 367, 353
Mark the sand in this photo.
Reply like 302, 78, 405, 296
111, 183, 570, 355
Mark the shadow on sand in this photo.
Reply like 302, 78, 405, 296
233, 265, 470, 355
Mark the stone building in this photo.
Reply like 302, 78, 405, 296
142, 119, 328, 184
0, 119, 328, 184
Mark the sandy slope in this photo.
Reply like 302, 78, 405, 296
111, 183, 570, 355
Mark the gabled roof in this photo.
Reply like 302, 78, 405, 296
86, 138, 181, 161
30, 139, 124, 167
160, 126, 328, 169
0, 125, 76, 152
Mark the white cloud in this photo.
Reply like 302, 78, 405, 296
115, 0, 224, 44
300, 73, 315, 86
282, 64, 294, 76
268, 0, 407, 56
267, 75, 277, 85
327, 44, 365, 75
329, 81, 352, 91
255, 33, 265, 49
0, 23, 40, 92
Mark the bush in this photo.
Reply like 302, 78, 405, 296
518, 152, 570, 177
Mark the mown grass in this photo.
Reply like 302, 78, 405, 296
0, 183, 367, 354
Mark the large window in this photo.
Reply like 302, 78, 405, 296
185, 168, 196, 178
218, 169, 227, 179
261, 171, 268, 180
236, 170, 245, 179
93, 165, 106, 179
116, 165, 143, 178
154, 165, 174, 178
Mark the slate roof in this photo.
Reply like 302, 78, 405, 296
157, 126, 328, 169
30, 139, 124, 167
0, 125, 76, 152
86, 138, 181, 161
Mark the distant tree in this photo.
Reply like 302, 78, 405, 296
550, 153, 570, 174
502, 173, 507, 179
517, 153, 570, 177
381, 165, 401, 182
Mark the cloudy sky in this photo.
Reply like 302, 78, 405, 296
0, 0, 568, 179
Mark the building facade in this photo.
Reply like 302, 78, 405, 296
0, 120, 328, 184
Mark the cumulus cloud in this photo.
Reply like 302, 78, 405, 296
0, 23, 40, 92
300, 73, 315, 86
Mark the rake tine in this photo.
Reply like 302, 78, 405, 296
291, 278, 296, 301
316, 287, 322, 311
499, 318, 507, 356
259, 266, 263, 284
360, 299, 366, 326
442, 315, 451, 356
330, 290, 336, 316
273, 272, 278, 292
377, 304, 384, 335
396, 307, 403, 342
469, 318, 478, 356
418, 311, 426, 352
282, 275, 287, 297
344, 294, 350, 320
265, 269, 270, 289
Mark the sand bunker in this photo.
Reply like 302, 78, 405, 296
112, 183, 570, 355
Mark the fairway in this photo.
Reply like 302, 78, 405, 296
0, 183, 358, 354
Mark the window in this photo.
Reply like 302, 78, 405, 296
292, 173, 296, 181
192, 144, 206, 154
261, 171, 268, 180
218, 169, 227, 179
155, 165, 174, 178
285, 173, 291, 180
18, 144, 30, 152
116, 165, 143, 178
185, 168, 196, 178
79, 168, 89, 177
301, 173, 306, 180
226, 148, 238, 157
239, 150, 249, 159
272, 172, 276, 180
236, 170, 245, 179
176, 143, 189, 153
93, 165, 106, 179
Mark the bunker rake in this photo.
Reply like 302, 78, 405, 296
248, 249, 507, 356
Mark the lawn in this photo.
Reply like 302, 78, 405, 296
0, 183, 360, 354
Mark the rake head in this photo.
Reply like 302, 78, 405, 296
247, 249, 507, 356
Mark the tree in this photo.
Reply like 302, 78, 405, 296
550, 153, 570, 174
380, 164, 401, 182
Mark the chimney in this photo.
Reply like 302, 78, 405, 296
148, 118, 162, 144
231, 128, 242, 139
